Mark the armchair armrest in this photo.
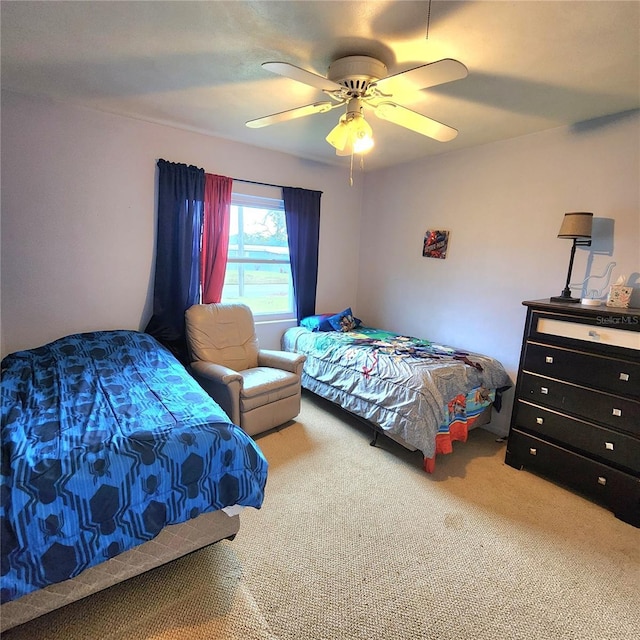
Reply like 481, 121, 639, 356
258, 349, 306, 377
190, 361, 242, 425
191, 361, 242, 385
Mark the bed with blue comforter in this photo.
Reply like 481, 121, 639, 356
1, 330, 268, 616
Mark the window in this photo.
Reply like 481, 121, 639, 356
221, 190, 294, 320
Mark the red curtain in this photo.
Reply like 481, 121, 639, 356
201, 173, 233, 303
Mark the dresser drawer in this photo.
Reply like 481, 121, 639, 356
534, 316, 640, 351
523, 342, 640, 399
505, 430, 640, 526
513, 400, 640, 473
519, 372, 640, 435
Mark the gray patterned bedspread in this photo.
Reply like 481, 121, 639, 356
282, 326, 511, 458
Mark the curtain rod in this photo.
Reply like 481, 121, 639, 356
233, 178, 283, 189
232, 177, 322, 194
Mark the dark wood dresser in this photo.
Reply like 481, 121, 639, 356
505, 299, 640, 527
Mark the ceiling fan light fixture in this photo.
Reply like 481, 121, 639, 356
351, 113, 374, 154
325, 115, 350, 152
326, 109, 374, 155
353, 135, 374, 154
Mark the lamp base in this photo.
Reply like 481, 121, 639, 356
550, 295, 581, 303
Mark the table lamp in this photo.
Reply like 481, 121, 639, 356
550, 212, 593, 303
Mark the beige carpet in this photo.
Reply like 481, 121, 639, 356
4, 392, 639, 639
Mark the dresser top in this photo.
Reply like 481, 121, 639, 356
523, 299, 640, 320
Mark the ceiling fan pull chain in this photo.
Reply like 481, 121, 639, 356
349, 152, 354, 187
425, 0, 432, 40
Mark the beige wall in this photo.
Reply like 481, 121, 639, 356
357, 110, 640, 433
0, 91, 363, 356
2, 91, 638, 434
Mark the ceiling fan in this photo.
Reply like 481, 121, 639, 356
246, 55, 468, 156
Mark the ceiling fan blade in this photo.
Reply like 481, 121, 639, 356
246, 101, 337, 128
375, 59, 468, 95
262, 61, 343, 92
374, 102, 458, 142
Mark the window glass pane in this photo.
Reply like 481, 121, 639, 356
222, 262, 293, 315
222, 195, 294, 318
229, 206, 288, 257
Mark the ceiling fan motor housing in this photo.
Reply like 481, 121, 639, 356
327, 56, 388, 95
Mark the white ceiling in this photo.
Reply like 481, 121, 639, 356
2, 1, 639, 171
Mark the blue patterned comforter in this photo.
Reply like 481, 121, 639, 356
0, 331, 268, 604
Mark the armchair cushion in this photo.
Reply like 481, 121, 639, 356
239, 368, 300, 413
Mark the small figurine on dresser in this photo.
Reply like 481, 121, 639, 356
606, 275, 633, 308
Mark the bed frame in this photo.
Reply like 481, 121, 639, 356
367, 404, 493, 450
0, 508, 240, 632
329, 392, 493, 471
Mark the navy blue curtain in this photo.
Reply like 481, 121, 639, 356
145, 159, 205, 363
283, 187, 322, 323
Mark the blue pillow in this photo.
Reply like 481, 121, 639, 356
327, 308, 360, 332
300, 314, 335, 332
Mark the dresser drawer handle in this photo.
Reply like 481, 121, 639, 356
605, 442, 615, 451
597, 476, 607, 486
540, 387, 548, 395
529, 448, 537, 456
588, 330, 601, 340
545, 356, 554, 364
612, 408, 622, 417
536, 417, 544, 425
619, 373, 629, 382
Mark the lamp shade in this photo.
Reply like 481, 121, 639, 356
351, 115, 374, 153
326, 116, 350, 152
326, 97, 374, 157
557, 212, 593, 239
327, 113, 374, 156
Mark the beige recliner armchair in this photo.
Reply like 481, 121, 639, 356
185, 303, 306, 437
